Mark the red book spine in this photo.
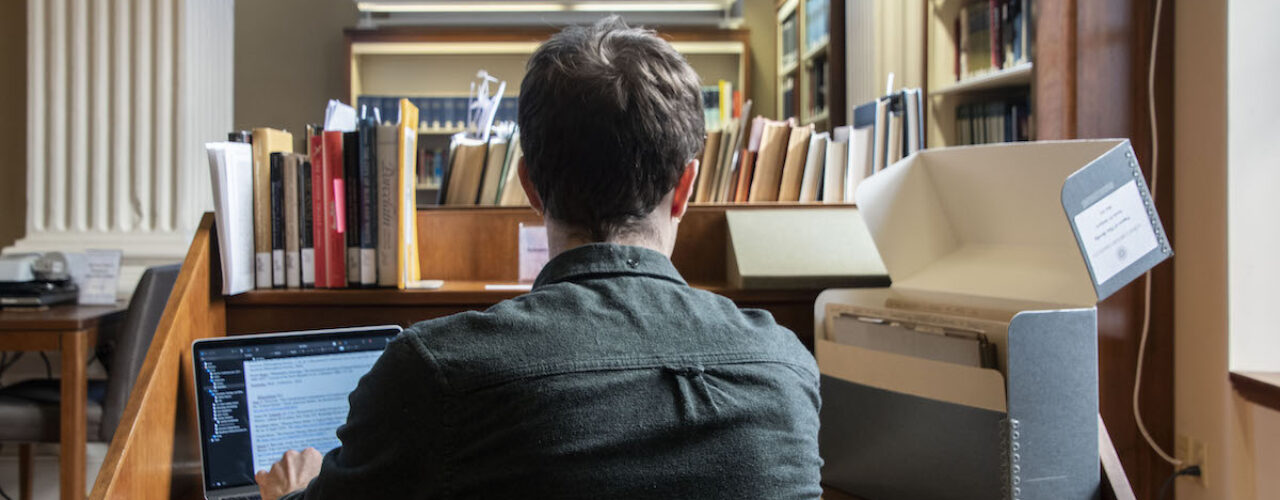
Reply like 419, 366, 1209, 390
989, 0, 1001, 69
309, 135, 328, 288
322, 131, 347, 287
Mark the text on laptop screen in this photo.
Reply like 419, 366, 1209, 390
194, 330, 396, 490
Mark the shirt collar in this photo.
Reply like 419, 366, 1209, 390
533, 243, 688, 289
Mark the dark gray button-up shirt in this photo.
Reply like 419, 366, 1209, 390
283, 243, 822, 499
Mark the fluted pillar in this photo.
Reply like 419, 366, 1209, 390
9, 0, 234, 293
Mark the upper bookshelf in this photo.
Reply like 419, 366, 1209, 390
924, 0, 1033, 148
775, 0, 844, 128
345, 27, 751, 109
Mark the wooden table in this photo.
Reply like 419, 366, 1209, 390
0, 304, 126, 500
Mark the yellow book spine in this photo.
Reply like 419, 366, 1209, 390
396, 99, 420, 288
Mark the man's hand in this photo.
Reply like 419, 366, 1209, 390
255, 447, 323, 500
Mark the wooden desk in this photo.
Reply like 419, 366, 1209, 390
0, 303, 125, 500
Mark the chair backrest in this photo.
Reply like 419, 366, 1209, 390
99, 264, 181, 442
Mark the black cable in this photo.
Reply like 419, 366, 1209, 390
1158, 465, 1202, 500
39, 352, 53, 379
0, 444, 12, 500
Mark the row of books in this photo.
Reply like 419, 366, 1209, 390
356, 95, 519, 132
206, 99, 423, 295
804, 0, 830, 50
955, 96, 1031, 145
691, 88, 924, 204
437, 124, 529, 206
781, 11, 798, 69
955, 0, 1029, 81
700, 80, 742, 132
806, 55, 829, 120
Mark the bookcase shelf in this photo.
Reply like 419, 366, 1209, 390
924, 0, 1033, 148
345, 27, 751, 109
775, 0, 844, 127
802, 39, 829, 61
931, 61, 1032, 96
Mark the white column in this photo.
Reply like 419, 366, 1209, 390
9, 0, 235, 294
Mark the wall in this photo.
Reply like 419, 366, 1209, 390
742, 0, 777, 119
873, 0, 923, 95
0, 1, 26, 249
1172, 0, 1233, 498
234, 0, 358, 151
1227, 0, 1280, 373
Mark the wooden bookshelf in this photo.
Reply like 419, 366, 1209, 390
924, 0, 1033, 148
776, 0, 846, 129
344, 27, 751, 111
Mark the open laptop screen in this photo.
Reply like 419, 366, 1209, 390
193, 326, 401, 491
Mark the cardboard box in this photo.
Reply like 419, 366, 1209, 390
815, 139, 1170, 500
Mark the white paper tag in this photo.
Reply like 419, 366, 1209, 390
518, 224, 549, 283
286, 251, 300, 289
346, 249, 360, 284
272, 249, 285, 287
360, 248, 377, 285
300, 248, 315, 286
79, 249, 122, 305
255, 252, 271, 288
1072, 180, 1158, 285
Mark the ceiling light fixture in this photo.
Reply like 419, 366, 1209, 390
570, 2, 728, 12
357, 2, 568, 13
357, 1, 730, 14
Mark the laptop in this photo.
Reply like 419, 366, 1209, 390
193, 325, 402, 500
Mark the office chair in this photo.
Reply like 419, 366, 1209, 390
0, 263, 180, 499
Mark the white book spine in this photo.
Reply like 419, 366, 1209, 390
272, 250, 285, 287
300, 248, 315, 286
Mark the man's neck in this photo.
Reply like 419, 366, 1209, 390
545, 216, 674, 259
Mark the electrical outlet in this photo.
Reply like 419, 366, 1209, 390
1175, 434, 1209, 487
1190, 439, 1209, 488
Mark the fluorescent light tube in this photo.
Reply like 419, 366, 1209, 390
357, 2, 568, 13
357, 1, 729, 13
570, 2, 727, 12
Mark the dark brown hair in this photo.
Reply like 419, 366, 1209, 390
518, 16, 705, 240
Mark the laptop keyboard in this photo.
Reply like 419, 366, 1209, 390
223, 495, 261, 500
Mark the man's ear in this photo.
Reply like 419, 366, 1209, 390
517, 157, 545, 215
671, 159, 698, 220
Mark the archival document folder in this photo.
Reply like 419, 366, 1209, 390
815, 139, 1170, 500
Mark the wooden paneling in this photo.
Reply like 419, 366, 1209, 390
90, 215, 226, 500
1073, 1, 1177, 498
1033, 0, 1077, 141
1229, 372, 1280, 415
414, 203, 856, 285
225, 285, 822, 348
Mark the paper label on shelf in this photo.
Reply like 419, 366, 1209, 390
518, 224, 549, 283
301, 248, 315, 285
1072, 179, 1158, 285
256, 253, 271, 288
79, 249, 122, 305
